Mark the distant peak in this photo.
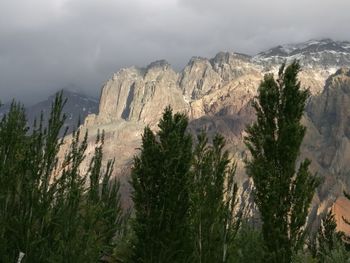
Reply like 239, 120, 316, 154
47, 89, 98, 103
146, 60, 170, 70
253, 38, 350, 70
256, 38, 350, 58
189, 56, 208, 63
212, 52, 232, 63
211, 51, 251, 64
185, 56, 210, 68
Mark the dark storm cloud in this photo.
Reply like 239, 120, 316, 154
0, 0, 349, 104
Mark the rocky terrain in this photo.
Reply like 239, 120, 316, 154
63, 39, 350, 227
0, 89, 99, 136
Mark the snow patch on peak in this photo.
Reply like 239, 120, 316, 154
253, 38, 350, 70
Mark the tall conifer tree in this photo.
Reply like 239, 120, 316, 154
190, 133, 239, 263
316, 210, 343, 262
0, 92, 123, 262
131, 106, 193, 262
244, 61, 319, 262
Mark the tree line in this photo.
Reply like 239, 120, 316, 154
1, 61, 349, 262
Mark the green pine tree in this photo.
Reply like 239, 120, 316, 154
244, 61, 320, 263
131, 106, 193, 262
0, 92, 124, 262
316, 210, 344, 262
190, 133, 239, 263
230, 222, 265, 263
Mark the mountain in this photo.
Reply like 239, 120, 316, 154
59, 39, 350, 228
254, 38, 350, 69
0, 89, 99, 135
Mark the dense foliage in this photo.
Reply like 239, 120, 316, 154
190, 133, 240, 262
244, 61, 320, 262
131, 107, 193, 262
0, 93, 123, 262
130, 107, 240, 262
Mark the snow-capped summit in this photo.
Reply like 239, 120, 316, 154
253, 39, 350, 69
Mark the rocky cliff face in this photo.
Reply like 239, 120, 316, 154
179, 52, 258, 101
65, 39, 350, 225
97, 61, 188, 127
307, 68, 350, 173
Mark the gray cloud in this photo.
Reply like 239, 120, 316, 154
0, 0, 349, 104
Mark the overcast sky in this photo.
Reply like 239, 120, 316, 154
0, 0, 349, 104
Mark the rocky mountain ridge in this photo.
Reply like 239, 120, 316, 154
87, 39, 348, 129
67, 39, 350, 223
254, 38, 350, 68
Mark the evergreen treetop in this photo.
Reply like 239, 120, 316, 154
244, 61, 320, 263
